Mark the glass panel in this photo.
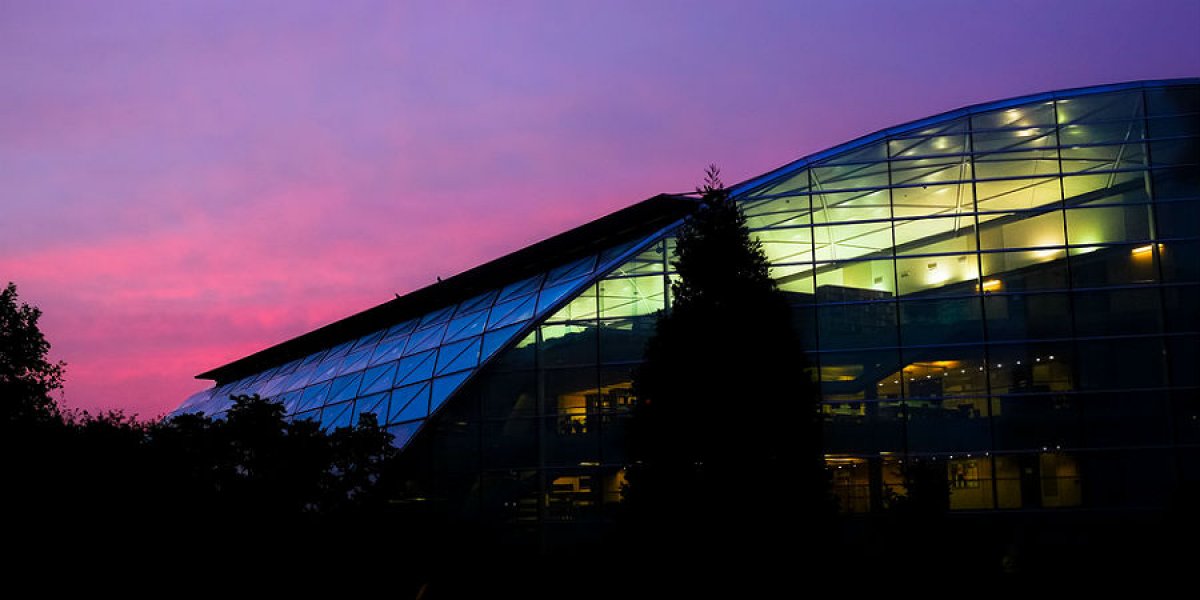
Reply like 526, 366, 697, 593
598, 275, 665, 318
417, 306, 455, 330
756, 227, 814, 265
993, 395, 1081, 451
454, 291, 498, 317
893, 182, 975, 219
975, 177, 1062, 211
1082, 392, 1171, 447
387, 422, 423, 448
430, 371, 472, 414
436, 337, 481, 375
541, 322, 598, 368
394, 350, 437, 387
359, 362, 399, 396
443, 310, 488, 343
973, 150, 1059, 180
481, 324, 529, 367
351, 329, 385, 352
1154, 201, 1200, 239
1076, 337, 1166, 390
389, 383, 431, 423
812, 221, 893, 261
1159, 240, 1200, 284
817, 301, 897, 350
1069, 243, 1160, 287
368, 336, 408, 367
598, 316, 656, 364
295, 381, 333, 412
338, 349, 372, 376
489, 329, 536, 371
355, 391, 390, 424
598, 238, 641, 266
811, 189, 890, 223
1163, 286, 1199, 334
320, 401, 354, 431
775, 263, 816, 296
819, 140, 888, 165
984, 292, 1074, 341
901, 345, 988, 398
987, 342, 1074, 394
744, 195, 811, 230
889, 133, 970, 158
979, 249, 1068, 291
546, 284, 598, 322
1073, 288, 1163, 336
497, 275, 543, 302
893, 216, 978, 255
818, 348, 902, 402
1064, 170, 1150, 203
310, 355, 343, 385
481, 371, 538, 419
487, 295, 537, 330
899, 297, 984, 346
896, 255, 980, 296
279, 390, 304, 414
977, 210, 1065, 251
1060, 143, 1147, 173
1151, 166, 1200, 201
326, 372, 364, 405
749, 168, 809, 199
823, 402, 905, 456
973, 102, 1056, 130
537, 280, 582, 313
1057, 91, 1143, 124
1065, 205, 1152, 245
608, 243, 666, 277
546, 256, 596, 286
403, 322, 447, 356
381, 320, 417, 342
281, 365, 317, 392
811, 159, 888, 189
814, 260, 896, 302
1147, 86, 1200, 117
972, 127, 1057, 153
1061, 170, 1150, 204
297, 350, 327, 370
1149, 138, 1200, 166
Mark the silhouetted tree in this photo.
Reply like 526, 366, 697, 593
625, 166, 827, 575
0, 282, 65, 424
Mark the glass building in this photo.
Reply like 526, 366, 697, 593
175, 80, 1199, 535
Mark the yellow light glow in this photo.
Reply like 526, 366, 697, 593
1033, 248, 1063, 259
1015, 128, 1038, 137
1131, 243, 1164, 257
976, 279, 1003, 293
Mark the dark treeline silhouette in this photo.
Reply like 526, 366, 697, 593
0, 282, 440, 589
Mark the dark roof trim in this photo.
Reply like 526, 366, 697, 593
730, 78, 1200, 198
198, 194, 697, 383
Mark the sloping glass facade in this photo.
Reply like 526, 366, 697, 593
179, 80, 1198, 525
172, 237, 664, 448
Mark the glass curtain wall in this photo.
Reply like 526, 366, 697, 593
737, 83, 1199, 512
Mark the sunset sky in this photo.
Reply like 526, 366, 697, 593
3, 1, 1197, 417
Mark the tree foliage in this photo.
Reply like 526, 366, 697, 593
624, 166, 826, 563
0, 282, 65, 423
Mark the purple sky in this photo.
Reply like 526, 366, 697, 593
2, 1, 1197, 418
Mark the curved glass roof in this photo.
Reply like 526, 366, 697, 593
731, 79, 1199, 199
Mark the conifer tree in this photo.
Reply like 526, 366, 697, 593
625, 166, 826, 566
